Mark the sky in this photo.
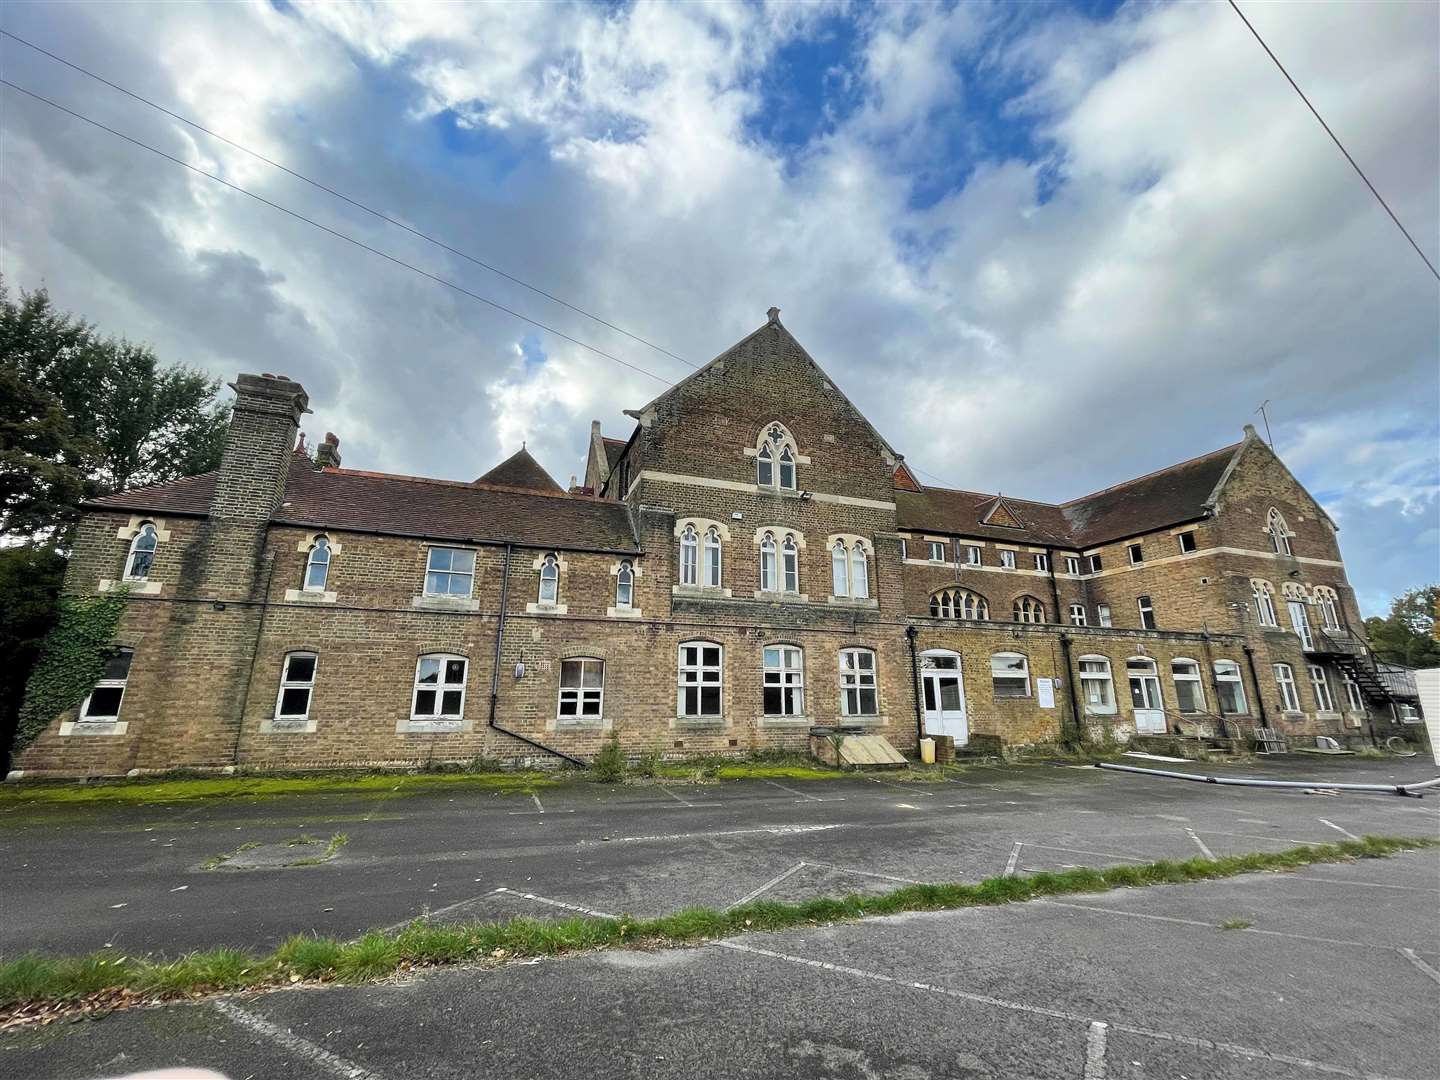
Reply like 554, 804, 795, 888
0, 0, 1436, 617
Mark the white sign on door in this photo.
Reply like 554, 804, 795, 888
1037, 678, 1055, 709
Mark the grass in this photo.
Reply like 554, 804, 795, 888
200, 841, 260, 871
1219, 918, 1254, 930
2, 834, 1434, 1020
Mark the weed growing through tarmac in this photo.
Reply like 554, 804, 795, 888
1, 834, 1435, 1023
1219, 918, 1254, 930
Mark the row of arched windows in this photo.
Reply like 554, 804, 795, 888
679, 524, 869, 598
928, 588, 1046, 624
1251, 579, 1344, 633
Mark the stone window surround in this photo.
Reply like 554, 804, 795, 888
675, 516, 728, 592
285, 531, 341, 603
60, 644, 137, 736
826, 532, 872, 604
260, 648, 322, 734
98, 516, 171, 596
400, 650, 474, 733
554, 652, 607, 729
608, 559, 643, 619
527, 551, 569, 615
413, 543, 480, 611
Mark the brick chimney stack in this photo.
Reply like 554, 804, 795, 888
315, 432, 342, 469
210, 373, 309, 521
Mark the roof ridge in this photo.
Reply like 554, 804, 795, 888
319, 466, 600, 505
911, 484, 1061, 510
1060, 442, 1243, 508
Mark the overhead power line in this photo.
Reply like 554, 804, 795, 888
0, 78, 676, 387
1227, 0, 1439, 283
0, 29, 698, 364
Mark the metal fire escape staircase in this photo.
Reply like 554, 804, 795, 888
1305, 631, 1420, 706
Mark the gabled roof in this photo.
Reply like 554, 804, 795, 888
475, 447, 563, 493
86, 458, 638, 553
602, 437, 627, 471
896, 488, 1074, 546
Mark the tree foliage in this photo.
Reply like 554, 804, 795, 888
1363, 585, 1440, 669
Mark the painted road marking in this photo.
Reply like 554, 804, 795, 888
1317, 818, 1360, 841
658, 785, 693, 807
729, 862, 807, 908
213, 999, 388, 1080
1399, 948, 1440, 986
1021, 842, 1149, 865
1003, 842, 1022, 878
803, 859, 925, 885
532, 793, 545, 813
596, 823, 846, 844
1185, 828, 1215, 859
1084, 1020, 1108, 1080
865, 776, 936, 796
763, 779, 844, 803
494, 887, 616, 919
1291, 876, 1440, 893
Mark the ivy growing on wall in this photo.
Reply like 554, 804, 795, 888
15, 589, 127, 753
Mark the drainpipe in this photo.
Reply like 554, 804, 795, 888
486, 541, 586, 768
1045, 547, 1062, 621
1242, 644, 1269, 728
1058, 632, 1084, 749
905, 624, 925, 746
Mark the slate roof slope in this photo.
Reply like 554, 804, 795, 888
895, 441, 1244, 549
602, 437, 627, 471
474, 447, 563, 493
86, 457, 639, 552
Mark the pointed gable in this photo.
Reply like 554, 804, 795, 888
978, 495, 1024, 529
893, 462, 923, 492
475, 447, 563, 493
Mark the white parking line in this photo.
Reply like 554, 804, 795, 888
531, 793, 545, 813
493, 887, 617, 919
1317, 818, 1360, 840
711, 939, 1391, 1078
379, 888, 508, 933
1291, 876, 1440, 894
802, 860, 925, 885
1399, 948, 1440, 986
213, 999, 389, 1080
763, 779, 844, 803
1185, 828, 1215, 859
1021, 842, 1149, 865
865, 776, 935, 796
1003, 842, 1022, 878
658, 785, 694, 807
596, 823, 847, 844
729, 862, 807, 908
1084, 1020, 1108, 1080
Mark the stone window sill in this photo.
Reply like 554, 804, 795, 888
759, 715, 811, 725
99, 578, 161, 596
674, 717, 725, 729
673, 585, 733, 599
412, 595, 479, 612
526, 602, 569, 616
285, 589, 337, 604
59, 721, 128, 736
260, 717, 317, 734
606, 606, 643, 619
826, 596, 878, 609
398, 718, 468, 734
752, 591, 810, 604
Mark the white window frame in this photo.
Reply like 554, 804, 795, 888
990, 652, 1031, 699
79, 648, 134, 722
123, 523, 159, 581
1274, 663, 1300, 712
1078, 655, 1115, 714
538, 553, 560, 604
759, 532, 778, 592
931, 588, 988, 620
678, 641, 723, 717
679, 525, 698, 586
1214, 660, 1248, 715
839, 648, 878, 717
1137, 595, 1156, 630
1127, 543, 1144, 565
1064, 556, 1081, 575
303, 536, 331, 592
1315, 587, 1342, 631
1034, 553, 1049, 572
1097, 604, 1112, 627
1287, 598, 1313, 651
899, 537, 908, 560
1267, 508, 1293, 556
756, 424, 798, 491
1308, 664, 1335, 713
1177, 531, 1197, 554
999, 549, 1016, 569
411, 654, 467, 721
1171, 658, 1206, 714
763, 644, 805, 716
558, 657, 605, 721
928, 540, 947, 563
1252, 580, 1279, 627
424, 546, 475, 597
849, 542, 869, 599
964, 545, 981, 566
274, 652, 317, 722
1342, 671, 1365, 712
781, 535, 799, 593
1089, 554, 1103, 573
757, 442, 774, 487
1013, 596, 1045, 624
831, 541, 849, 597
1068, 604, 1087, 626
703, 527, 722, 587
615, 560, 634, 609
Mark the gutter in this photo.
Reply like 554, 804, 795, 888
1058, 632, 1084, 749
486, 542, 586, 768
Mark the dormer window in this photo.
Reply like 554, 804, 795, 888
756, 423, 797, 491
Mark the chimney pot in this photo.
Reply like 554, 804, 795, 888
314, 431, 342, 469
767, 306, 780, 324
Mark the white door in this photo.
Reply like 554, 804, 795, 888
1127, 659, 1166, 734
1288, 601, 1313, 651
921, 651, 968, 744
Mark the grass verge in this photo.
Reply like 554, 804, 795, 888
2, 835, 1434, 1024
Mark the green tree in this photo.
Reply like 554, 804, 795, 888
1363, 585, 1440, 669
0, 546, 66, 774
0, 361, 90, 538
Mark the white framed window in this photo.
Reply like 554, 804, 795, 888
79, 648, 134, 722
1013, 595, 1045, 623
275, 652, 317, 721
678, 641, 722, 717
1214, 660, 1247, 715
831, 540, 869, 598
757, 442, 774, 487
1128, 543, 1144, 565
779, 446, 796, 490
931, 588, 988, 619
123, 523, 158, 580
781, 535, 799, 593
756, 424, 797, 490
1137, 595, 1156, 630
1178, 531, 1197, 554
1171, 658, 1205, 714
703, 527, 722, 587
1267, 507, 1293, 555
1127, 657, 1164, 712
1314, 587, 1342, 631
928, 540, 947, 563
615, 561, 634, 608
558, 658, 604, 720
999, 549, 1016, 569
412, 655, 467, 720
991, 652, 1030, 698
1309, 665, 1335, 712
1089, 554, 1103, 573
538, 553, 560, 604
1274, 663, 1300, 712
1078, 656, 1115, 714
303, 536, 331, 591
1252, 580, 1279, 626
1069, 604, 1087, 626
964, 545, 981, 565
759, 532, 778, 592
425, 547, 475, 597
839, 648, 878, 716
832, 541, 849, 597
850, 542, 869, 599
1064, 556, 1081, 575
1396, 703, 1421, 724
763, 645, 805, 716
1097, 604, 1112, 627
679, 526, 698, 586
1287, 597, 1313, 650
899, 537, 908, 560
1342, 672, 1364, 712
1034, 553, 1049, 572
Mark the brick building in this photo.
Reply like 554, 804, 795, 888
11, 310, 1423, 778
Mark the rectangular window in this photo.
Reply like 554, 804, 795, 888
763, 645, 804, 716
678, 642, 722, 717
1274, 664, 1300, 712
1034, 553, 1049, 572
1214, 661, 1247, 715
1178, 531, 1197, 554
1065, 556, 1081, 575
558, 658, 604, 720
999, 550, 1016, 569
928, 541, 946, 563
1097, 604, 1112, 627
413, 656, 467, 719
899, 538, 908, 560
1342, 673, 1364, 712
965, 545, 981, 566
1078, 658, 1114, 713
1171, 659, 1205, 714
1127, 543, 1144, 565
1308, 665, 1335, 712
1137, 595, 1156, 630
1069, 604, 1087, 626
839, 649, 878, 717
80, 648, 134, 722
425, 547, 475, 597
990, 653, 1030, 698
1089, 554, 1103, 573
275, 652, 317, 720
1288, 600, 1313, 650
